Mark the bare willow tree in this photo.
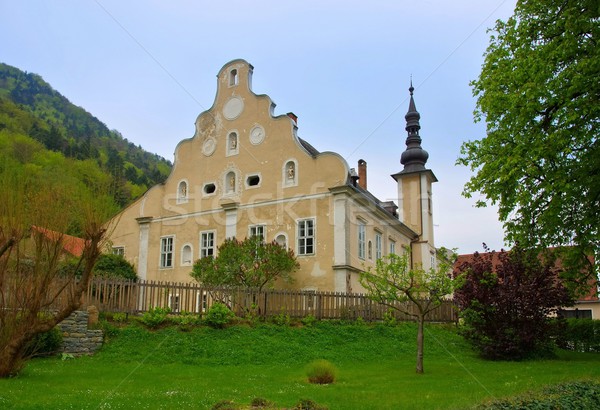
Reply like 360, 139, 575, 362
0, 164, 115, 377
360, 251, 454, 374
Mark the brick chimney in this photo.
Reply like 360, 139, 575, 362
358, 159, 367, 190
287, 112, 298, 125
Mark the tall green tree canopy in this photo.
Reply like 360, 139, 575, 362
458, 0, 599, 271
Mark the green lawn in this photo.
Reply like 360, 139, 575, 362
1, 321, 599, 409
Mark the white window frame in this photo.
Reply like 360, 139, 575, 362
389, 240, 396, 255
200, 230, 216, 258
112, 246, 125, 256
297, 218, 315, 256
249, 224, 266, 241
196, 291, 208, 313
160, 236, 174, 269
358, 221, 366, 260
375, 232, 382, 260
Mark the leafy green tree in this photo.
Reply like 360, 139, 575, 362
457, 0, 599, 290
359, 252, 454, 373
454, 245, 573, 360
191, 236, 298, 292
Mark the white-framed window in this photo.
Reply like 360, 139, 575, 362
245, 174, 261, 188
227, 131, 239, 156
177, 180, 188, 203
297, 218, 315, 256
169, 294, 180, 313
249, 225, 266, 241
389, 240, 396, 255
200, 231, 215, 258
283, 159, 298, 187
112, 246, 125, 256
358, 222, 366, 260
160, 236, 174, 269
181, 244, 193, 266
375, 233, 382, 260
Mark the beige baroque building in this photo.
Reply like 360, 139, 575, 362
107, 59, 438, 293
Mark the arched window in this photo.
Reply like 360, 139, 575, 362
229, 69, 238, 86
178, 180, 188, 203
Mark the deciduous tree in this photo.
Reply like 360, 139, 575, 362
191, 236, 298, 292
359, 252, 454, 374
0, 163, 113, 377
454, 245, 573, 360
457, 0, 599, 291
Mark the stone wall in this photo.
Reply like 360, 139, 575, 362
58, 307, 103, 356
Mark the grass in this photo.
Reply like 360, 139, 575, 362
0, 321, 599, 409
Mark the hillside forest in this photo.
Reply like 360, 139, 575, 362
0, 62, 172, 235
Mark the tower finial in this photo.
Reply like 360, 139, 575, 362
400, 81, 429, 172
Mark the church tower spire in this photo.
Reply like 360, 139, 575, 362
391, 81, 438, 271
400, 82, 429, 172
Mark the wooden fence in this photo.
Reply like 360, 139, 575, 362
82, 278, 458, 323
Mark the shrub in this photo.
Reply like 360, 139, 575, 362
306, 359, 337, 385
478, 381, 600, 409
139, 307, 170, 329
204, 303, 235, 329
112, 312, 128, 323
171, 311, 200, 331
23, 327, 63, 357
301, 314, 317, 327
211, 400, 239, 410
295, 398, 328, 410
554, 318, 600, 352
272, 310, 291, 326
382, 309, 397, 326
250, 397, 270, 408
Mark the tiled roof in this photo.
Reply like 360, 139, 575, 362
31, 226, 86, 257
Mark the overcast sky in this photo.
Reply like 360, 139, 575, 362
1, 0, 518, 254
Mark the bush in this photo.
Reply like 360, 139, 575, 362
478, 381, 600, 409
171, 311, 200, 331
554, 318, 600, 352
306, 359, 337, 385
204, 303, 235, 329
139, 307, 170, 329
272, 310, 291, 326
250, 397, 270, 408
301, 314, 317, 327
295, 398, 328, 410
24, 327, 63, 357
112, 312, 128, 323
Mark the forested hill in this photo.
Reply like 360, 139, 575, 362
0, 62, 172, 207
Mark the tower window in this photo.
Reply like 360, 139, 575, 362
229, 69, 238, 86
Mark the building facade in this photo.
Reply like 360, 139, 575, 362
106, 59, 438, 292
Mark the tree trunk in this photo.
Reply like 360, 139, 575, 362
416, 315, 424, 374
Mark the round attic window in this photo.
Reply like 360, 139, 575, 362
223, 96, 244, 120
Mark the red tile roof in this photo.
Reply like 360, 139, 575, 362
31, 226, 87, 257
